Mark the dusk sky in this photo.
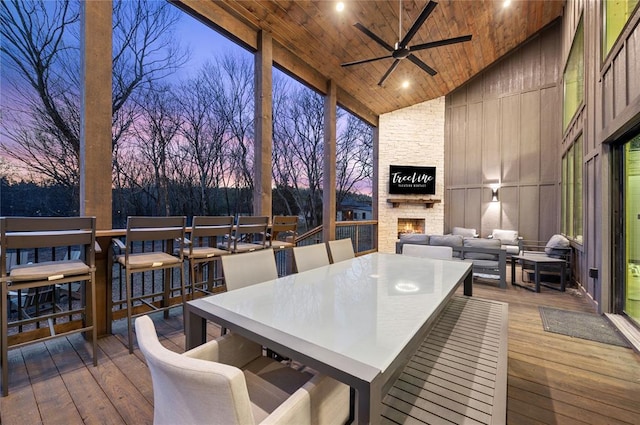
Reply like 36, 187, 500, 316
175, 9, 250, 76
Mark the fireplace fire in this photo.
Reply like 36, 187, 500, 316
397, 218, 426, 238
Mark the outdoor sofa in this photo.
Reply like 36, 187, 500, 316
395, 234, 507, 288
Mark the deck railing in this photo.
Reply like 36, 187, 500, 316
6, 220, 378, 339
273, 220, 378, 275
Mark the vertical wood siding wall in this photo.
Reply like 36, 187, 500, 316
444, 21, 562, 243
561, 0, 640, 310
444, 0, 639, 311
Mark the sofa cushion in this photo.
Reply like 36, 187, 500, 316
429, 234, 463, 258
451, 227, 478, 238
470, 259, 501, 270
545, 234, 570, 258
463, 238, 500, 260
399, 234, 429, 245
429, 234, 463, 247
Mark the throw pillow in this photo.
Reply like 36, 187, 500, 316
491, 229, 519, 245
545, 234, 570, 258
452, 227, 478, 238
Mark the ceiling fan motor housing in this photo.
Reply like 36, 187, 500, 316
392, 45, 411, 59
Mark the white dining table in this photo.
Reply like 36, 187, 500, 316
185, 252, 473, 424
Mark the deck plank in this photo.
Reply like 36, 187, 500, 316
2, 269, 639, 425
2, 350, 41, 424
46, 337, 123, 425
65, 334, 153, 425
21, 342, 83, 425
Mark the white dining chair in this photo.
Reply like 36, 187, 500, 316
221, 248, 278, 291
402, 244, 453, 260
135, 315, 350, 425
293, 244, 330, 273
326, 239, 355, 263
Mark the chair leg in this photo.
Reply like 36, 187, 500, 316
163, 268, 171, 319
90, 273, 97, 366
180, 265, 187, 335
2, 284, 9, 396
189, 260, 197, 301
125, 272, 134, 354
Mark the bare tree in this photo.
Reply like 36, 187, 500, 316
204, 55, 255, 214
273, 80, 373, 225
126, 84, 182, 216
271, 72, 298, 215
177, 70, 227, 215
111, 0, 188, 148
0, 0, 187, 206
273, 85, 325, 228
1, 0, 81, 190
336, 112, 373, 207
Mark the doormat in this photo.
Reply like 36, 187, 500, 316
539, 306, 630, 348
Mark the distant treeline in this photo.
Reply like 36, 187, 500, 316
0, 178, 370, 230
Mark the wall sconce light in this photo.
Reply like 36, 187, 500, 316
491, 186, 499, 202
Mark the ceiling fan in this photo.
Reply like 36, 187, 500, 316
341, 0, 472, 86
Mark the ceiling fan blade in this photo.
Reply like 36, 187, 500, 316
342, 54, 393, 67
399, 0, 437, 47
354, 23, 395, 51
407, 54, 437, 76
378, 59, 401, 86
411, 34, 473, 51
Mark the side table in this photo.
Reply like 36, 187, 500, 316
511, 254, 566, 293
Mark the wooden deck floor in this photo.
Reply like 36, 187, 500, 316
2, 268, 640, 425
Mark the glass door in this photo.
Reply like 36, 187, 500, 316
623, 134, 640, 325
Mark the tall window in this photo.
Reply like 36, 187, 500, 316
562, 135, 583, 243
623, 134, 640, 324
563, 18, 584, 131
603, 0, 639, 57
573, 137, 583, 243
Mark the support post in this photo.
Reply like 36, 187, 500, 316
80, 1, 112, 230
323, 80, 337, 242
253, 30, 273, 216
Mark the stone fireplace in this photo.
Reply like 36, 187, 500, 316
397, 218, 426, 238
377, 97, 445, 253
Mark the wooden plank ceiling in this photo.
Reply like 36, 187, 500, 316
178, 0, 564, 121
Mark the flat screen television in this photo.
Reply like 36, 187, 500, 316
389, 165, 436, 195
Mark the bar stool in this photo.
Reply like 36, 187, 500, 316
1, 216, 97, 397
270, 216, 298, 275
220, 216, 269, 254
112, 216, 186, 353
183, 216, 234, 298
269, 216, 298, 250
